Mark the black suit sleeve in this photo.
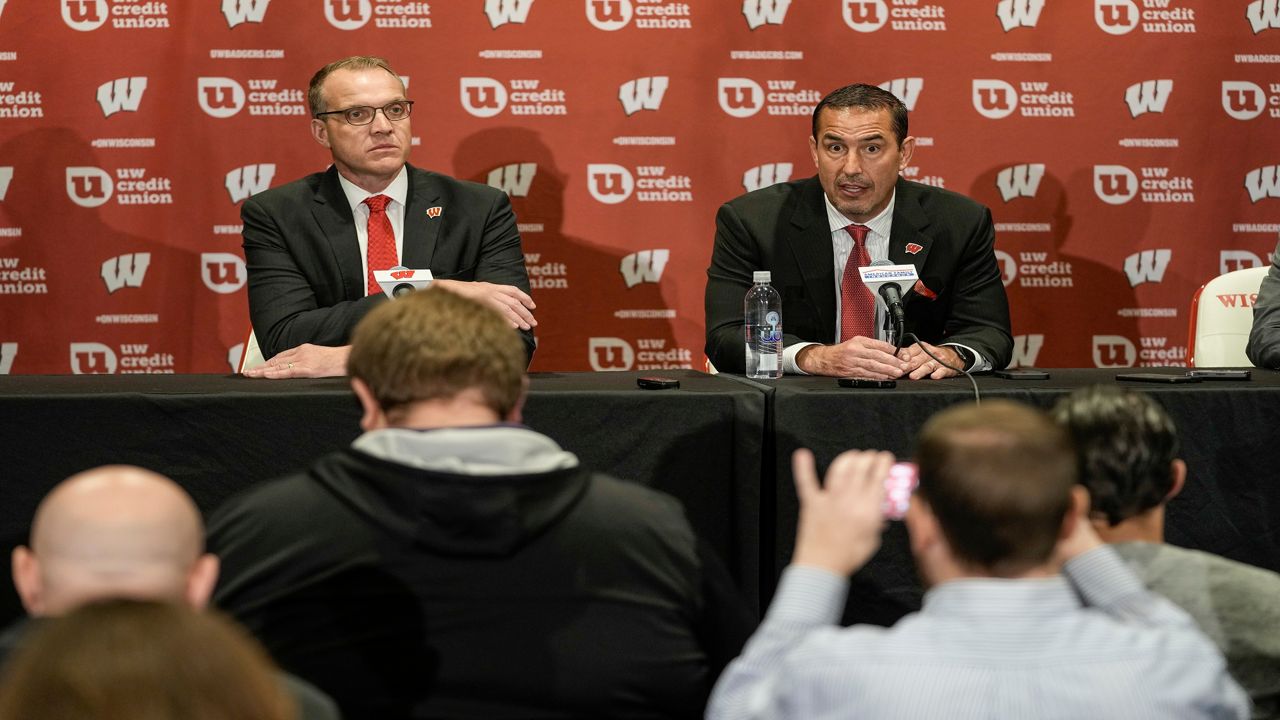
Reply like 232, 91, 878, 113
704, 203, 756, 374
242, 195, 384, 360
1248, 239, 1280, 369
468, 191, 536, 361
936, 205, 1013, 368
707, 202, 811, 374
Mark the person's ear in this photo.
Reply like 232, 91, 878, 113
11, 546, 44, 616
1165, 459, 1186, 502
350, 378, 387, 431
310, 118, 330, 148
186, 554, 220, 610
1060, 485, 1090, 543
898, 135, 916, 169
505, 378, 529, 424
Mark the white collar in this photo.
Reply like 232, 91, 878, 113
336, 164, 409, 214
822, 185, 896, 238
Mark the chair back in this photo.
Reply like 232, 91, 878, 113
1187, 265, 1269, 367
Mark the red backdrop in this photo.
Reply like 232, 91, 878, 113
1, 0, 1277, 374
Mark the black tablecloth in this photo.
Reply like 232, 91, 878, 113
3, 367, 1279, 630
0, 370, 767, 621
767, 368, 1280, 625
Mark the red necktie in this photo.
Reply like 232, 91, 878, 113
839, 224, 875, 342
364, 194, 398, 296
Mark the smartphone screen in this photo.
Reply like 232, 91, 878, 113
883, 462, 918, 520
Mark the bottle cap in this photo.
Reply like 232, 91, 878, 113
752, 271, 771, 284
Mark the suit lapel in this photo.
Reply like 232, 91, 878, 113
888, 179, 934, 296
311, 167, 363, 299
401, 165, 443, 269
788, 178, 838, 339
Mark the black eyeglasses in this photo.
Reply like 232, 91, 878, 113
315, 100, 414, 126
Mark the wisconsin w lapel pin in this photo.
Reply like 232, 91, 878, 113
906, 242, 924, 255
426, 206, 443, 218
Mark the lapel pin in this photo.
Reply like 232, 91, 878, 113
906, 242, 924, 255
426, 206, 443, 218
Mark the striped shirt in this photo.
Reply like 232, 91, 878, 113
708, 546, 1249, 720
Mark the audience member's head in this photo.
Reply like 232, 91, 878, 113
347, 287, 527, 427
910, 400, 1080, 578
11, 466, 218, 616
1051, 385, 1185, 534
0, 599, 292, 720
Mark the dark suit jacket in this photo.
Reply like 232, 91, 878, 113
242, 164, 534, 361
705, 176, 1012, 373
1247, 238, 1280, 369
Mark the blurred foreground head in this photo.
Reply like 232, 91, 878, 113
0, 599, 292, 720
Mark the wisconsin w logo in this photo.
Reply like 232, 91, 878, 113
1124, 79, 1172, 117
225, 164, 275, 203
222, 0, 270, 27
1124, 249, 1172, 286
487, 163, 537, 197
996, 164, 1044, 202
742, 163, 792, 192
879, 78, 923, 111
101, 253, 151, 293
619, 76, 668, 116
97, 77, 148, 117
620, 249, 669, 288
485, 0, 534, 27
742, 0, 790, 29
1008, 334, 1044, 368
996, 0, 1044, 31
1245, 166, 1280, 203
1248, 0, 1280, 33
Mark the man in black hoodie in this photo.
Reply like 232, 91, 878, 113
208, 287, 753, 720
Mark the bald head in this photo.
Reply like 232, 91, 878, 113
13, 466, 218, 616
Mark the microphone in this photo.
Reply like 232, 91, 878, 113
372, 266, 434, 299
858, 260, 919, 338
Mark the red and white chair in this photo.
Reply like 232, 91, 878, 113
1186, 265, 1269, 367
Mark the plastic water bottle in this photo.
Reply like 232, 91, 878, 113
744, 270, 783, 379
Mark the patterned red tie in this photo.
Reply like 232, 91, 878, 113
364, 194, 398, 296
839, 223, 875, 342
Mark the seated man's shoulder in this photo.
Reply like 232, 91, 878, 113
415, 168, 507, 204
723, 176, 810, 213
901, 178, 989, 218
244, 169, 332, 210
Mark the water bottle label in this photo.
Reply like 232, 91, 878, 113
758, 351, 778, 372
765, 311, 781, 341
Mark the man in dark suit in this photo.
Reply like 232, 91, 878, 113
1247, 235, 1280, 369
706, 84, 1011, 379
242, 56, 535, 378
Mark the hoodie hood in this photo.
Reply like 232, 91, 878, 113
311, 426, 589, 558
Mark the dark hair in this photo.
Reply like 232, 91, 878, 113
347, 287, 527, 421
811, 83, 908, 145
1050, 385, 1179, 526
308, 55, 403, 116
0, 599, 293, 720
915, 400, 1077, 576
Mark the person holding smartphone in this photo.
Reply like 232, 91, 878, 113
708, 400, 1247, 720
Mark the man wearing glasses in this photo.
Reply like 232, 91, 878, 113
241, 56, 536, 378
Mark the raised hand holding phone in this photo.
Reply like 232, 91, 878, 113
791, 448, 893, 576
